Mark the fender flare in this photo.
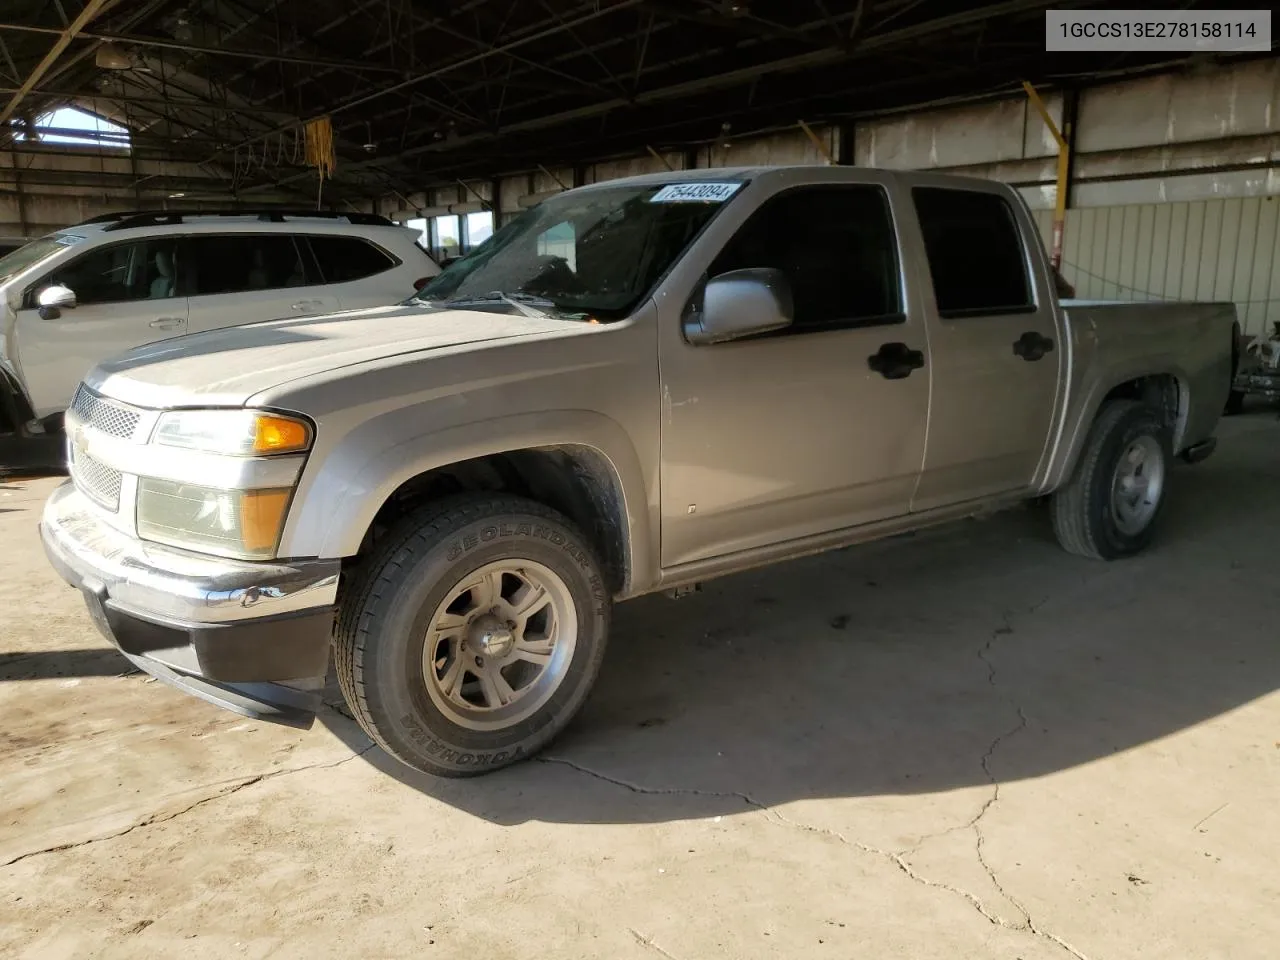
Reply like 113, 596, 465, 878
1043, 360, 1193, 491
277, 408, 655, 590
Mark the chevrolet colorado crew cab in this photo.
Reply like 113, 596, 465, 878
40, 167, 1234, 777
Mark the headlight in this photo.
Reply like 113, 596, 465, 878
152, 409, 311, 456
137, 480, 293, 560
138, 408, 312, 559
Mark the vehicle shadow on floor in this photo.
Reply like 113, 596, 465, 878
322, 415, 1280, 825
0, 649, 138, 681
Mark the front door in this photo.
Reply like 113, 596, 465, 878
182, 233, 340, 335
907, 183, 1062, 512
15, 237, 188, 418
658, 181, 930, 568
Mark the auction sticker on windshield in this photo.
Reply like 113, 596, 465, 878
649, 182, 742, 203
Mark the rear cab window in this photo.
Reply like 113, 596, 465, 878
912, 187, 1033, 318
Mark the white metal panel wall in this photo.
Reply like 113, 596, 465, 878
1034, 198, 1280, 336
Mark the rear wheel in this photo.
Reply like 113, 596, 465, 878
1051, 400, 1170, 560
333, 495, 611, 777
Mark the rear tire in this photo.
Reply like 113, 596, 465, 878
333, 494, 611, 777
1051, 400, 1170, 560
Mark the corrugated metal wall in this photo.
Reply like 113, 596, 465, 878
1034, 198, 1280, 336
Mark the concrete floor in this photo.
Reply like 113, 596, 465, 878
2, 414, 1278, 960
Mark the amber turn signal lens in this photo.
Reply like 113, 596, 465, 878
239, 489, 291, 553
252, 415, 310, 455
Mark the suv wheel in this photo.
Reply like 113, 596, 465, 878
333, 495, 610, 777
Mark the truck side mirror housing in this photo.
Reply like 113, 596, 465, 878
37, 284, 77, 320
683, 267, 794, 346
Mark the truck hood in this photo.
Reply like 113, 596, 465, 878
87, 303, 574, 409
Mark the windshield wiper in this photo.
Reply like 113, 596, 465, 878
444, 291, 557, 319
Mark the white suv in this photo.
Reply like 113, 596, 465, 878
0, 210, 438, 424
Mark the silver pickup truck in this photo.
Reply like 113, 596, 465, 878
40, 167, 1235, 777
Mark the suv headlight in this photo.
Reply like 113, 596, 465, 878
137, 409, 312, 560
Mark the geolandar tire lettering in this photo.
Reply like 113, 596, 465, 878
1050, 399, 1171, 560
333, 494, 610, 778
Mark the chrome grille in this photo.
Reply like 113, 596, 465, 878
71, 447, 123, 511
69, 385, 141, 440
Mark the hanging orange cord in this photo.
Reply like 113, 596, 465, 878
303, 116, 336, 181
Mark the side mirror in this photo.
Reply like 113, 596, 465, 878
36, 285, 76, 320
683, 268, 794, 346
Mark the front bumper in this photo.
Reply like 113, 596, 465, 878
40, 481, 340, 728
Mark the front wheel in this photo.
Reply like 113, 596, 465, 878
333, 495, 611, 777
1051, 400, 1171, 560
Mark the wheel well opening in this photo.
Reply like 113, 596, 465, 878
1102, 373, 1183, 439
350, 447, 629, 595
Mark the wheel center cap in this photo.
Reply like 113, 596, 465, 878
469, 614, 514, 658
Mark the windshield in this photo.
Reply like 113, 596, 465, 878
416, 180, 745, 320
0, 234, 84, 283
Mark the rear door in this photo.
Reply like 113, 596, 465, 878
908, 183, 1062, 511
14, 237, 188, 417
183, 233, 340, 335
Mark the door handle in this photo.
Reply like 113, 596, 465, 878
868, 341, 926, 380
149, 317, 183, 330
1013, 330, 1054, 362
291, 299, 324, 311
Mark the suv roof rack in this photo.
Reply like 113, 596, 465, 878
85, 209, 395, 232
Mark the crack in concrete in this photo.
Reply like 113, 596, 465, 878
544, 595, 1090, 960
2, 745, 376, 869
628, 927, 683, 960
943, 601, 1090, 960
543, 754, 1087, 958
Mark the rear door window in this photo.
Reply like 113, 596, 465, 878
912, 187, 1033, 318
307, 236, 398, 284
185, 234, 312, 295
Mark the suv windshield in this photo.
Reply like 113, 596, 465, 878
416, 180, 745, 320
0, 234, 84, 283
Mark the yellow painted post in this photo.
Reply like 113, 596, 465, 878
1022, 81, 1071, 270
646, 145, 674, 171
798, 120, 835, 165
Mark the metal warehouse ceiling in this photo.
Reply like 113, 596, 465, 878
0, 0, 1267, 204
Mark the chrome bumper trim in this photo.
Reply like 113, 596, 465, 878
41, 481, 339, 625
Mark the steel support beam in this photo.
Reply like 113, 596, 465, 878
219, 0, 646, 161
0, 0, 115, 131
302, 0, 1063, 184
0, 23, 407, 73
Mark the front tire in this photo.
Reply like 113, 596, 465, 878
1051, 400, 1171, 560
333, 495, 611, 777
